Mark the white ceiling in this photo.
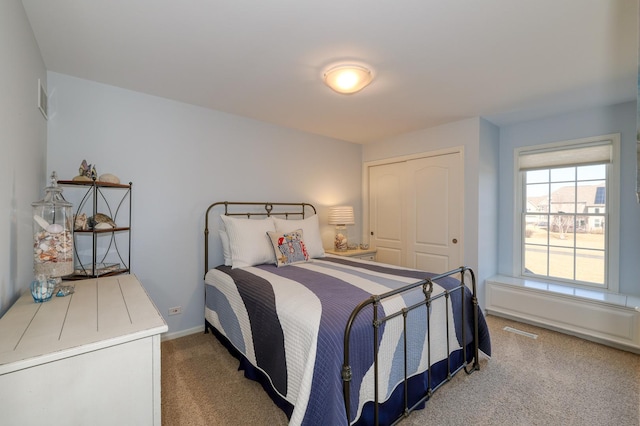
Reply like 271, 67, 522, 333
21, 0, 638, 144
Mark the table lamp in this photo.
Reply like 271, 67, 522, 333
328, 206, 354, 251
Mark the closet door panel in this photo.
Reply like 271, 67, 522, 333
414, 253, 449, 274
413, 165, 449, 245
369, 162, 405, 266
368, 151, 463, 271
406, 153, 462, 272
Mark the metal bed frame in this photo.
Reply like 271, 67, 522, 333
203, 201, 481, 425
342, 266, 480, 425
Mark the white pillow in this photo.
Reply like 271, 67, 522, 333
220, 215, 276, 268
273, 214, 324, 258
219, 229, 232, 266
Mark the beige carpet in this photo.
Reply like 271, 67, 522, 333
161, 315, 640, 425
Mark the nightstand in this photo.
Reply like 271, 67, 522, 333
325, 248, 377, 261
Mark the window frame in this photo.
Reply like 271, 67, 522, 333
513, 134, 620, 292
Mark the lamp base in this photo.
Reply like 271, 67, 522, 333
334, 227, 348, 251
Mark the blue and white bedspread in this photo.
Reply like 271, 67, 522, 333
205, 255, 491, 425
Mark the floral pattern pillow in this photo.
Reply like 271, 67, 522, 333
267, 229, 310, 267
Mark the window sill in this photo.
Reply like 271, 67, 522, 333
487, 275, 640, 311
486, 275, 640, 353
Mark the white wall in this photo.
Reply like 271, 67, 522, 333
0, 0, 47, 316
498, 101, 640, 296
46, 72, 363, 334
362, 117, 500, 307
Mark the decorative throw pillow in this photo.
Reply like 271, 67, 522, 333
267, 229, 310, 267
272, 214, 325, 259
220, 215, 276, 268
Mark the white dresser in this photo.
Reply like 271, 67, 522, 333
0, 274, 168, 426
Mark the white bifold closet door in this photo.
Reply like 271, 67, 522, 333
369, 152, 463, 273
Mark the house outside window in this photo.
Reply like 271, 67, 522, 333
515, 134, 620, 291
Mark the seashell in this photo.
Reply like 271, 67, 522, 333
98, 173, 120, 184
78, 160, 97, 179
72, 175, 92, 182
34, 215, 50, 230
89, 213, 116, 229
94, 222, 114, 230
46, 223, 63, 234
74, 213, 87, 230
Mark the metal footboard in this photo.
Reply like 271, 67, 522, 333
342, 266, 480, 425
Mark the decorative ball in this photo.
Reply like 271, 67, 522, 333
98, 173, 120, 184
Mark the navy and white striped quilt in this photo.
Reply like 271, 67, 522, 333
205, 255, 491, 425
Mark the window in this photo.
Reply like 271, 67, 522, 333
516, 134, 620, 291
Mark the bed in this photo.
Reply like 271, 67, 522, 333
204, 201, 491, 425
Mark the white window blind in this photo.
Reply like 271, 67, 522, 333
518, 140, 612, 171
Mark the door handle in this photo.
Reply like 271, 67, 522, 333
452, 238, 458, 244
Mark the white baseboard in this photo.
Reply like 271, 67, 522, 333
486, 276, 640, 354
161, 325, 204, 341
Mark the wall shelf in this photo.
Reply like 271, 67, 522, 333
58, 179, 132, 280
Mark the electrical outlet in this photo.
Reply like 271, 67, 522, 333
168, 306, 182, 316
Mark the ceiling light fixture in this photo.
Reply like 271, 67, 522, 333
323, 64, 373, 95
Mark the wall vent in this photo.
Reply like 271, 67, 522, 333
503, 326, 538, 339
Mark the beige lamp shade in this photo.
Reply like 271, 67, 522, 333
328, 206, 355, 226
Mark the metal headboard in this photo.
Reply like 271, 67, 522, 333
204, 201, 317, 276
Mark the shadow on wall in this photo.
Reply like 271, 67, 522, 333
2, 174, 20, 317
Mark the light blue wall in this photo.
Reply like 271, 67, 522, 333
46, 72, 363, 334
498, 101, 640, 296
0, 0, 47, 316
478, 118, 500, 299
